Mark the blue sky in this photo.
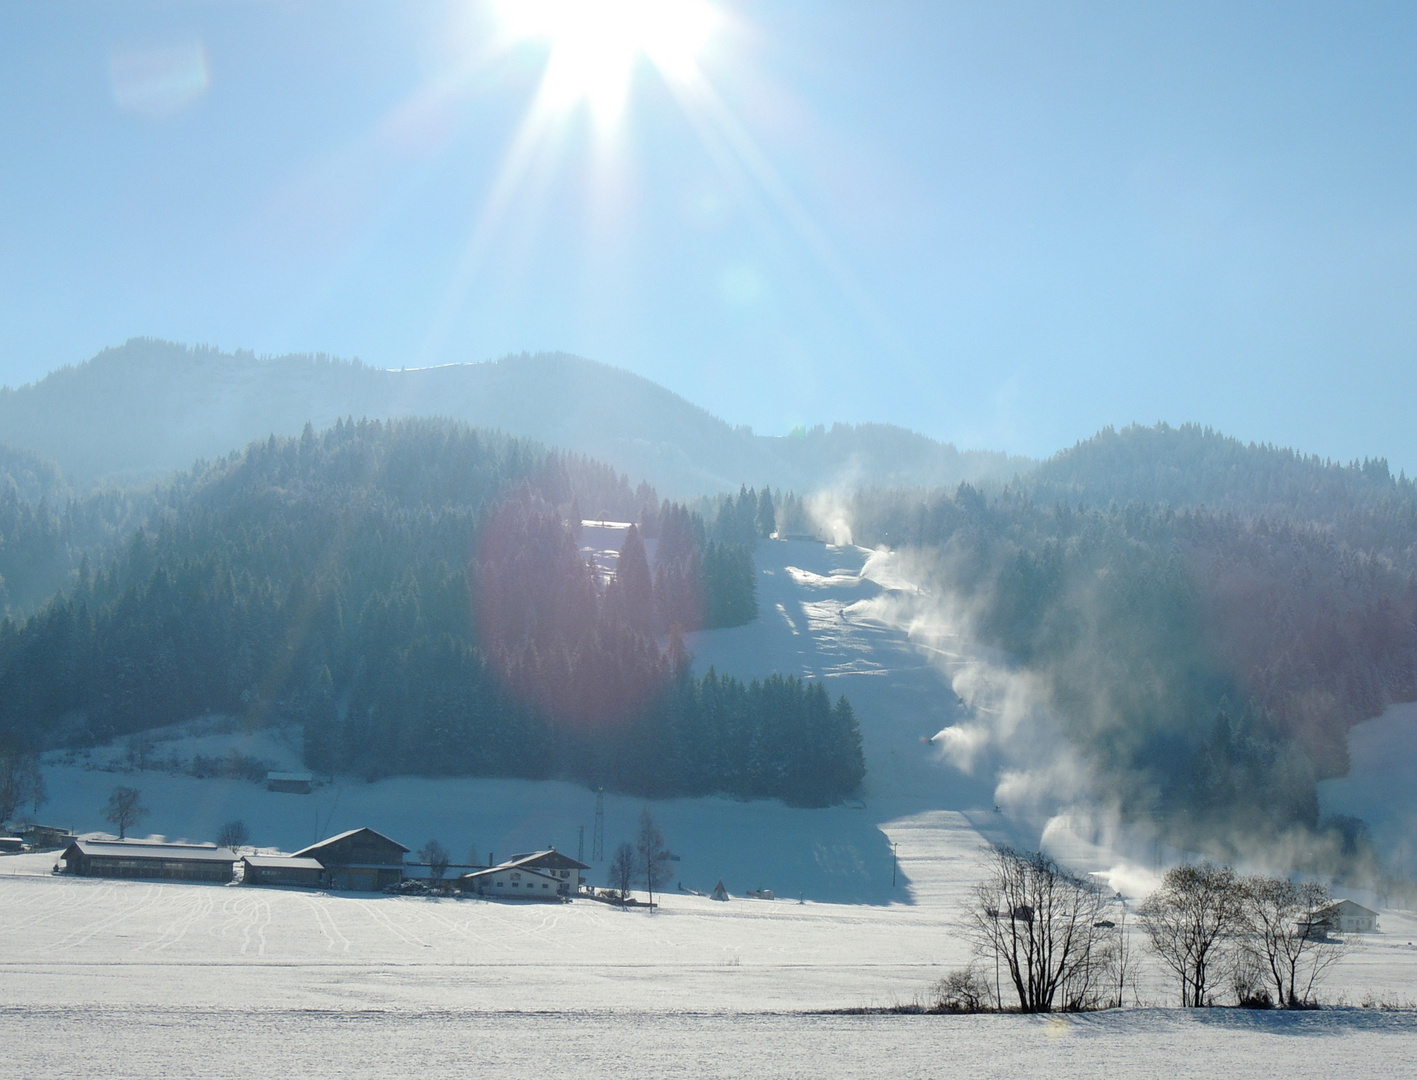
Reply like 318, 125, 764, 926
2, 2, 1414, 470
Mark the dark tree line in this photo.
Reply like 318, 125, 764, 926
0, 418, 859, 805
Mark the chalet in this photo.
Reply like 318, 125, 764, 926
60, 839, 236, 883
265, 771, 314, 794
291, 828, 408, 891
504, 849, 590, 896
241, 854, 325, 888
1311, 899, 1380, 935
459, 864, 565, 900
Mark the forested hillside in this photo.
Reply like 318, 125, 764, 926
0, 338, 1025, 496
0, 419, 863, 805
840, 426, 1417, 848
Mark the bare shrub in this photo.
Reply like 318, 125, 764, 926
933, 964, 996, 1013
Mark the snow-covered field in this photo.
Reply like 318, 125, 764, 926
6, 538, 1417, 1076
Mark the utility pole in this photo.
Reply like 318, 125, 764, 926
592, 787, 604, 861
892, 842, 898, 886
577, 825, 585, 863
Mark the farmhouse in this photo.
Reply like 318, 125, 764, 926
1313, 899, 1380, 935
240, 854, 325, 888
291, 828, 408, 891
60, 839, 236, 883
459, 864, 565, 899
504, 849, 590, 895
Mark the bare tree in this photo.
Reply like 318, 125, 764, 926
635, 807, 673, 910
965, 846, 1112, 1013
1139, 864, 1244, 1006
609, 842, 636, 907
217, 819, 251, 851
103, 786, 148, 840
418, 840, 451, 886
1239, 876, 1355, 1008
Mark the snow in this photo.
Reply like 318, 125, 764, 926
6, 538, 1417, 1075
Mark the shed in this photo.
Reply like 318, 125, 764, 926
0, 837, 23, 854
291, 827, 408, 891
266, 771, 314, 794
60, 839, 236, 883
241, 854, 325, 888
459, 864, 565, 900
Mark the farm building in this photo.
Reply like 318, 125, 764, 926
60, 839, 236, 883
21, 824, 75, 850
1313, 899, 1380, 934
291, 828, 408, 891
503, 849, 590, 896
241, 855, 325, 888
0, 836, 23, 854
459, 863, 565, 899
265, 771, 314, 794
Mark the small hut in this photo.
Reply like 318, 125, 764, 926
710, 880, 730, 901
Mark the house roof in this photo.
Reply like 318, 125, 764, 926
460, 865, 561, 884
506, 849, 590, 871
66, 839, 237, 862
290, 827, 410, 860
1321, 899, 1379, 918
241, 855, 324, 870
266, 772, 314, 783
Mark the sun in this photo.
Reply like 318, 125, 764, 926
495, 0, 720, 123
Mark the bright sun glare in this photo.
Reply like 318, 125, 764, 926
496, 0, 719, 122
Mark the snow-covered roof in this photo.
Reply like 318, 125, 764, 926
461, 865, 561, 883
67, 840, 237, 862
506, 849, 590, 871
291, 827, 410, 859
241, 855, 324, 870
266, 772, 314, 783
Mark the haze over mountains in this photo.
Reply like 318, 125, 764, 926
0, 339, 1027, 497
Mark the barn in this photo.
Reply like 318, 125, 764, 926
265, 771, 314, 794
60, 839, 236, 883
291, 828, 408, 891
241, 854, 325, 888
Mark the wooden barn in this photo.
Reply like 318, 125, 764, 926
241, 854, 325, 888
291, 828, 408, 891
265, 771, 314, 794
1312, 899, 1380, 935
60, 839, 236, 883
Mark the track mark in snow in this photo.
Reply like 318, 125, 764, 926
299, 895, 351, 953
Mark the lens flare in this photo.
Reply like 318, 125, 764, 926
496, 0, 719, 123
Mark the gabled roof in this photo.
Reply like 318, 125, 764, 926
506, 848, 590, 871
65, 839, 237, 862
1320, 899, 1379, 918
290, 827, 410, 859
460, 865, 561, 884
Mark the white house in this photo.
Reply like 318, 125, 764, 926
459, 863, 564, 899
1314, 899, 1380, 934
